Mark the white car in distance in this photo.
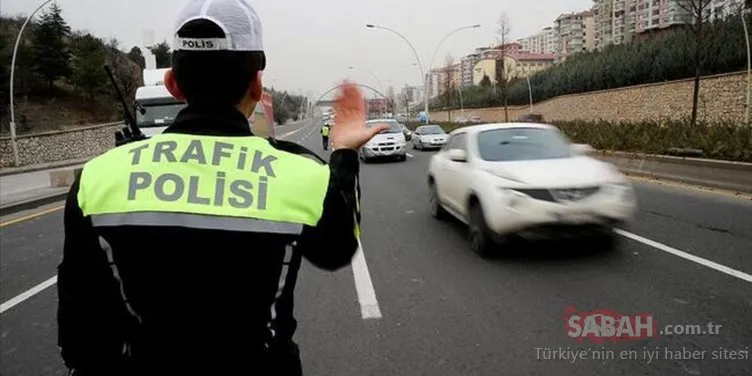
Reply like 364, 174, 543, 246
412, 125, 449, 150
427, 123, 637, 257
360, 119, 408, 163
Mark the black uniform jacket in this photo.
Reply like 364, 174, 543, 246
57, 105, 360, 375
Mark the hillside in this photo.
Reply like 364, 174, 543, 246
0, 7, 144, 135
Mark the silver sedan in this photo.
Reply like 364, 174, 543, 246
412, 125, 449, 150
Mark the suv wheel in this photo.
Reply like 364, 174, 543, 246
469, 203, 495, 258
429, 182, 448, 220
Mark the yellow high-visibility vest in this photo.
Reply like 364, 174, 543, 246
78, 133, 330, 234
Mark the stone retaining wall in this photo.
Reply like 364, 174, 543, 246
432, 71, 748, 123
0, 122, 120, 168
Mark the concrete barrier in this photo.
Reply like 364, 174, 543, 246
595, 151, 752, 194
0, 122, 121, 168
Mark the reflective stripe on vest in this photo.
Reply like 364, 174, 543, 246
78, 133, 330, 232
321, 127, 330, 137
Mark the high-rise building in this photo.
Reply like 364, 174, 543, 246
426, 69, 441, 99
554, 10, 596, 62
592, 0, 637, 49
592, 0, 741, 50
460, 50, 484, 87
635, 0, 693, 34
517, 27, 556, 54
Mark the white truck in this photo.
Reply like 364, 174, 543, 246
133, 68, 186, 137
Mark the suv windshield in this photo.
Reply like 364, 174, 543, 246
477, 128, 572, 161
419, 126, 445, 135
366, 120, 402, 134
136, 103, 187, 128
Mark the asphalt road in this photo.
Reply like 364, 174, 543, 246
1, 118, 751, 376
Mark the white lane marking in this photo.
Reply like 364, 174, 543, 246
406, 153, 414, 158
0, 275, 57, 314
352, 240, 382, 319
278, 119, 318, 139
616, 230, 752, 283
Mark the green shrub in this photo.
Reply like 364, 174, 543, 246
407, 120, 752, 162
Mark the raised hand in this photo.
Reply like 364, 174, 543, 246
330, 81, 389, 150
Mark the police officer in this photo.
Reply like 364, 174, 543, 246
321, 122, 331, 150
56, 1, 389, 375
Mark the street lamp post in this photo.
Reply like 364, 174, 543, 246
9, 0, 55, 167
366, 24, 426, 122
424, 24, 481, 122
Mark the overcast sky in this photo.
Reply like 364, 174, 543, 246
2, 0, 591, 99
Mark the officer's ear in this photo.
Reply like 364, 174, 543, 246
248, 71, 263, 102
164, 69, 185, 101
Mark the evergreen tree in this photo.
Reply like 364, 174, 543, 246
70, 33, 107, 100
31, 3, 71, 90
148, 41, 172, 68
479, 75, 492, 88
127, 46, 146, 70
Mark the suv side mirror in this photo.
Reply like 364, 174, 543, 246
448, 149, 467, 162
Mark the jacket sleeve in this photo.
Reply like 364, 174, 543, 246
57, 176, 130, 374
296, 149, 360, 270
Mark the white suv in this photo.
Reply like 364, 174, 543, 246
428, 123, 636, 257
360, 119, 408, 163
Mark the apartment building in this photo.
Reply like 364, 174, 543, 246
554, 10, 595, 62
592, 0, 636, 49
707, 0, 745, 19
436, 64, 462, 96
503, 52, 556, 79
592, 0, 741, 50
460, 47, 493, 87
635, 0, 693, 34
517, 27, 556, 54
472, 52, 555, 85
426, 70, 440, 99
472, 59, 497, 85
400, 86, 423, 105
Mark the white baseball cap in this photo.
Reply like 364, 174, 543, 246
172, 0, 264, 52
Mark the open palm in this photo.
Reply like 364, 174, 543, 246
330, 82, 389, 150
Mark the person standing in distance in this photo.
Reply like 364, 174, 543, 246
56, 0, 389, 375
321, 121, 331, 150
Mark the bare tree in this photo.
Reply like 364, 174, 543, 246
495, 12, 511, 122
387, 85, 396, 115
676, 0, 713, 127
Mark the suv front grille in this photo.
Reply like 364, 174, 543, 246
514, 186, 600, 203
550, 187, 600, 202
